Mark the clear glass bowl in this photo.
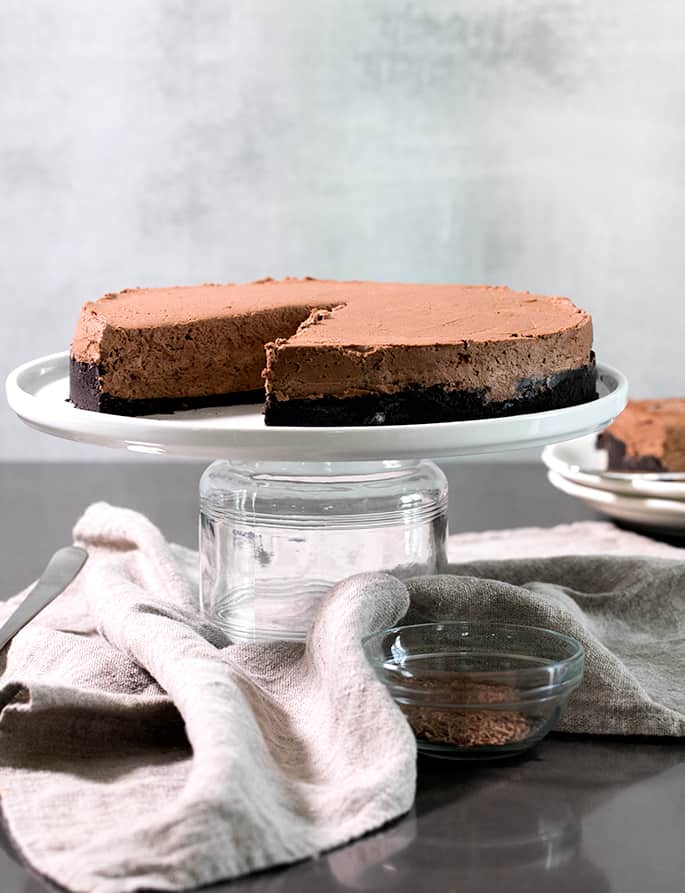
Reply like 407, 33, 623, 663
363, 621, 584, 760
200, 459, 447, 643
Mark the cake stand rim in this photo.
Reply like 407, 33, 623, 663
6, 351, 628, 462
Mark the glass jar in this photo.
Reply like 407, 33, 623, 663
199, 459, 448, 642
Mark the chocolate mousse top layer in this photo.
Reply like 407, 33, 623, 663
72, 278, 330, 365
70, 277, 593, 404
73, 277, 590, 352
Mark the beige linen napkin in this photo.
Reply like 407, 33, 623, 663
439, 522, 685, 736
0, 504, 684, 892
0, 503, 416, 893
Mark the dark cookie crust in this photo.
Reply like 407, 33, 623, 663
596, 432, 665, 472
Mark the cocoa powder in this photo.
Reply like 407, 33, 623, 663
399, 678, 532, 748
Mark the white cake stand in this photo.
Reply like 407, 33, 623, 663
6, 352, 627, 461
6, 352, 628, 641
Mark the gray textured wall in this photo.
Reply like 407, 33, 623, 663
2, 1, 684, 460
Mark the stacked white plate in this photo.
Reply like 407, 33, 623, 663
542, 434, 685, 536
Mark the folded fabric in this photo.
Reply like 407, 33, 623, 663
441, 521, 685, 735
0, 504, 683, 893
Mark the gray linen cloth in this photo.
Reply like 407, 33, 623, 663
0, 504, 683, 893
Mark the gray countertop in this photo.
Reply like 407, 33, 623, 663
1, 461, 683, 893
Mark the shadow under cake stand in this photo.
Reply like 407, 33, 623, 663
6, 353, 628, 642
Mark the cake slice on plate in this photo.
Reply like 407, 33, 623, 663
69, 277, 597, 426
598, 399, 685, 472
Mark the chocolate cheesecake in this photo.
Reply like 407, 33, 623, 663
69, 278, 597, 426
597, 399, 685, 472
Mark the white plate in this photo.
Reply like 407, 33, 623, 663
547, 470, 685, 533
543, 434, 685, 500
6, 352, 628, 462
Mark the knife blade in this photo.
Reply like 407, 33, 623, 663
0, 546, 88, 651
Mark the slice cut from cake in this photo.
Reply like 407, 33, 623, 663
597, 399, 685, 472
69, 277, 597, 426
